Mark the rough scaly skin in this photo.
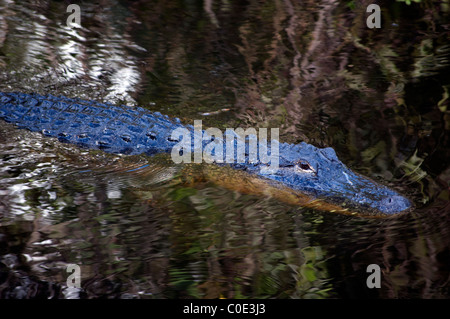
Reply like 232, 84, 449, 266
0, 92, 411, 216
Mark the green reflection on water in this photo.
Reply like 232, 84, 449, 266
0, 0, 449, 299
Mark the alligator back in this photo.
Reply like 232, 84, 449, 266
0, 92, 183, 156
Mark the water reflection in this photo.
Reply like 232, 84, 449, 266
0, 0, 449, 299
1, 1, 141, 104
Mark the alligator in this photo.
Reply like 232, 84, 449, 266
0, 91, 411, 216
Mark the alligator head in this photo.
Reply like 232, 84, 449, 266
257, 142, 411, 215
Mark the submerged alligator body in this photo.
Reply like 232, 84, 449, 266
0, 92, 411, 216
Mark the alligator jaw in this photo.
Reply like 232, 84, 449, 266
258, 142, 412, 216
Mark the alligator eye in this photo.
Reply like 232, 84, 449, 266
295, 160, 316, 174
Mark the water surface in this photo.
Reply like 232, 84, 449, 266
0, 0, 449, 298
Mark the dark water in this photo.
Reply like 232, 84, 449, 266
0, 0, 449, 299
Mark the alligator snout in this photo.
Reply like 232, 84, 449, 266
378, 194, 411, 214
344, 172, 412, 215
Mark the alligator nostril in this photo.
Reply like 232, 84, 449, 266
379, 195, 411, 214
384, 196, 396, 206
